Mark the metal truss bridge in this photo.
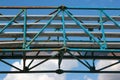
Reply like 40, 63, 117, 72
0, 6, 120, 74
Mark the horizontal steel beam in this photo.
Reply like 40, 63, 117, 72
0, 6, 58, 9
0, 70, 120, 74
0, 41, 120, 48
0, 56, 120, 59
0, 23, 119, 29
0, 48, 120, 52
0, 15, 120, 21
0, 6, 120, 10
0, 32, 120, 38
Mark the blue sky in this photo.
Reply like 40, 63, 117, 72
0, 0, 120, 7
0, 0, 120, 80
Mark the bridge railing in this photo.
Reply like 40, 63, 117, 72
0, 6, 120, 52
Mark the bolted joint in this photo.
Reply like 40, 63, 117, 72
90, 66, 95, 71
21, 66, 29, 72
56, 69, 64, 74
61, 47, 68, 52
59, 5, 67, 11
100, 44, 107, 50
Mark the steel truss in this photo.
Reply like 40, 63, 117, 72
0, 5, 120, 74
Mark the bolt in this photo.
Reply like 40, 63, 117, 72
56, 69, 64, 74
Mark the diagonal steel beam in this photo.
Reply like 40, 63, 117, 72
34, 9, 59, 23
98, 60, 120, 71
29, 52, 59, 70
64, 9, 102, 49
67, 51, 90, 70
26, 9, 61, 48
27, 51, 40, 68
0, 59, 21, 71
0, 9, 24, 33
102, 10, 120, 28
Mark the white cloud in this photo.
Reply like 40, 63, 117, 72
97, 60, 120, 80
4, 59, 78, 80
84, 75, 93, 80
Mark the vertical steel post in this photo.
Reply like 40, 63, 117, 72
23, 9, 27, 49
23, 9, 27, 71
99, 10, 107, 49
61, 11, 67, 47
58, 51, 64, 69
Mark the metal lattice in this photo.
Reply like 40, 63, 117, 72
0, 6, 120, 74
